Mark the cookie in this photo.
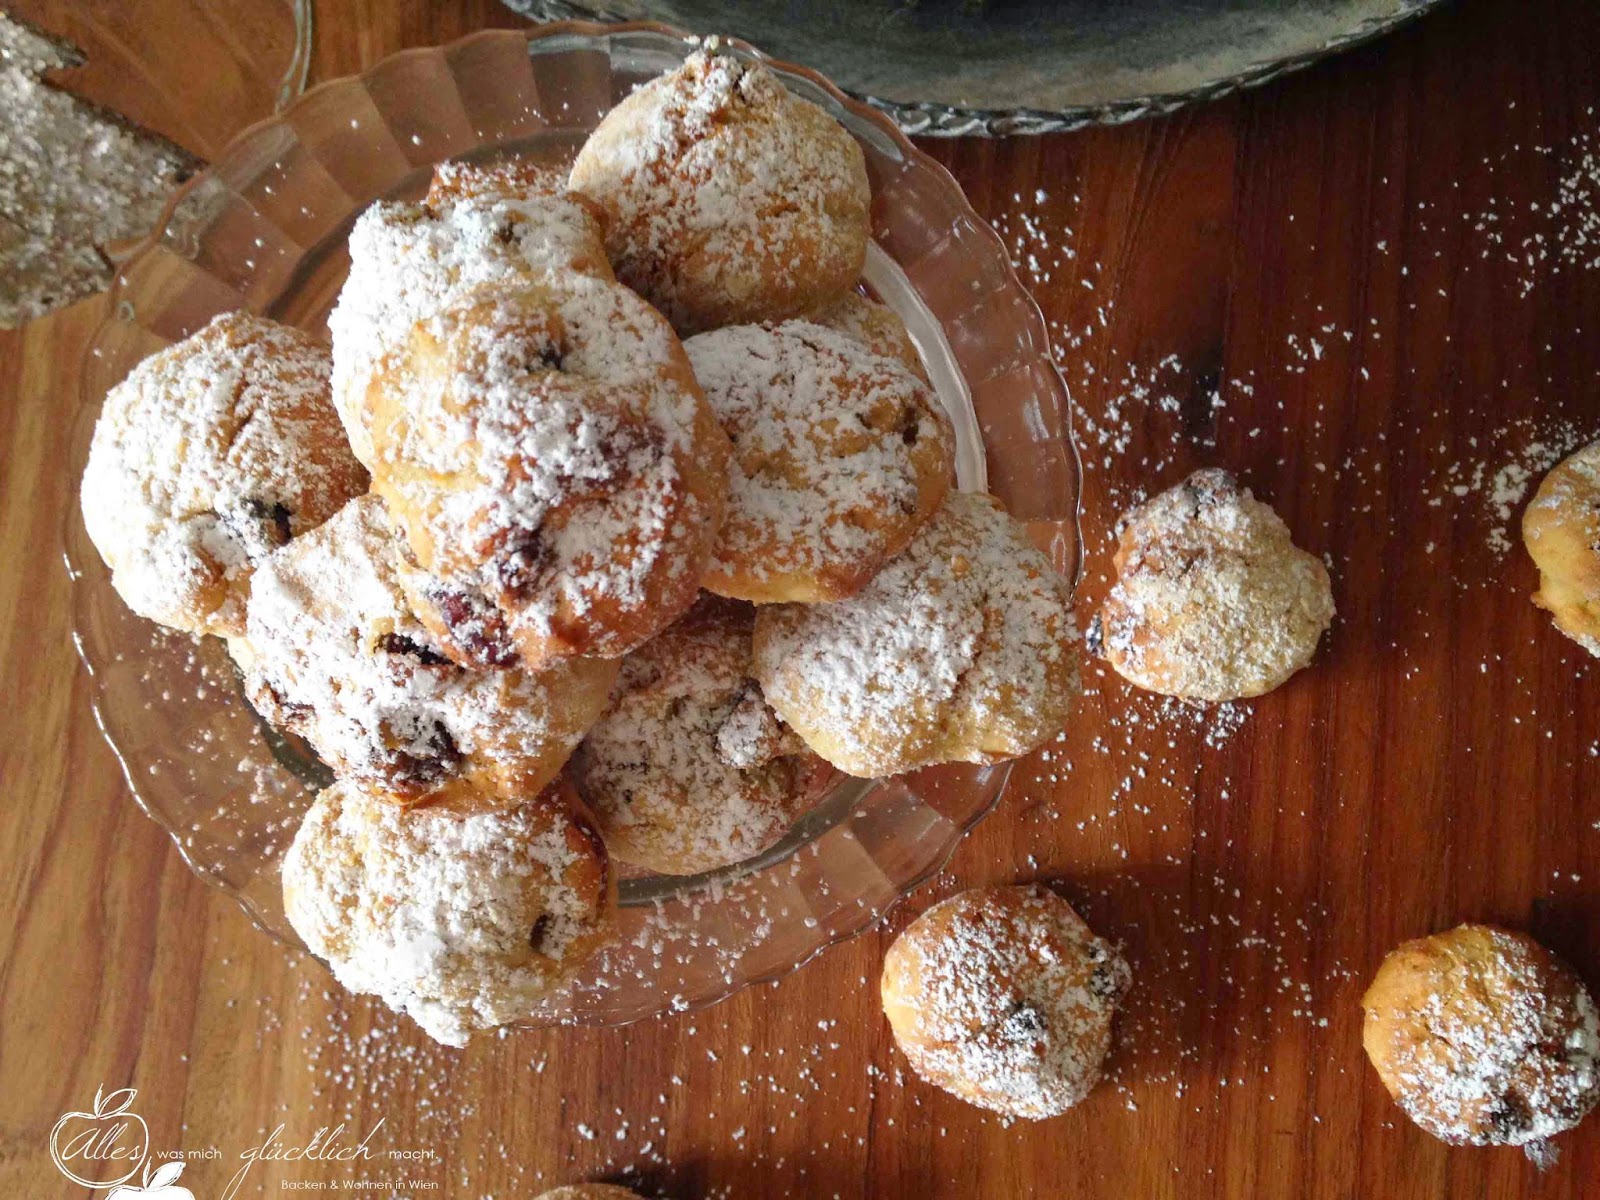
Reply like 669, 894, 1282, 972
685, 320, 952, 603
1092, 468, 1334, 703
240, 495, 616, 812
328, 162, 612, 465
881, 884, 1130, 1120
360, 279, 730, 670
81, 312, 365, 637
569, 48, 869, 335
753, 491, 1077, 777
282, 775, 614, 1046
1362, 924, 1600, 1147
1523, 440, 1600, 656
572, 597, 832, 875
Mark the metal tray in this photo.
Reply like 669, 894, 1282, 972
503, 0, 1448, 135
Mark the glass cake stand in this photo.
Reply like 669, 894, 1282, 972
65, 22, 1079, 1026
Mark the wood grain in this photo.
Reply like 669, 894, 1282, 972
4, 1, 1600, 1196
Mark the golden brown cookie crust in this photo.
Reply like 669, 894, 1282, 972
753, 491, 1078, 777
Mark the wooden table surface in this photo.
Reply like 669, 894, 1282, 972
6, 0, 1600, 1196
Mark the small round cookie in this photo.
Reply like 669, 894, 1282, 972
241, 495, 617, 812
881, 884, 1130, 1120
80, 312, 365, 637
1523, 440, 1600, 656
572, 596, 833, 875
685, 320, 953, 604
753, 491, 1077, 777
361, 280, 730, 670
811, 289, 926, 380
535, 1185, 645, 1200
568, 48, 870, 335
283, 775, 614, 1047
328, 161, 612, 465
1362, 924, 1600, 1146
1091, 468, 1334, 703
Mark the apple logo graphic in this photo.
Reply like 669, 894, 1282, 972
109, 1160, 196, 1199
49, 1086, 150, 1189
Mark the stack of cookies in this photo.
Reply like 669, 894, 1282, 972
78, 47, 1078, 1045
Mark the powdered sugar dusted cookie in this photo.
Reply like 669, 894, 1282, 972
568, 48, 870, 335
240, 495, 617, 812
685, 320, 952, 604
328, 161, 612, 465
752, 491, 1077, 777
880, 884, 1130, 1120
1362, 924, 1600, 1148
811, 289, 926, 380
282, 776, 614, 1046
572, 596, 833, 876
360, 279, 730, 671
1523, 440, 1600, 656
81, 312, 365, 637
1092, 468, 1334, 703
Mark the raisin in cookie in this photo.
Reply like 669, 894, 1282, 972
239, 495, 616, 812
